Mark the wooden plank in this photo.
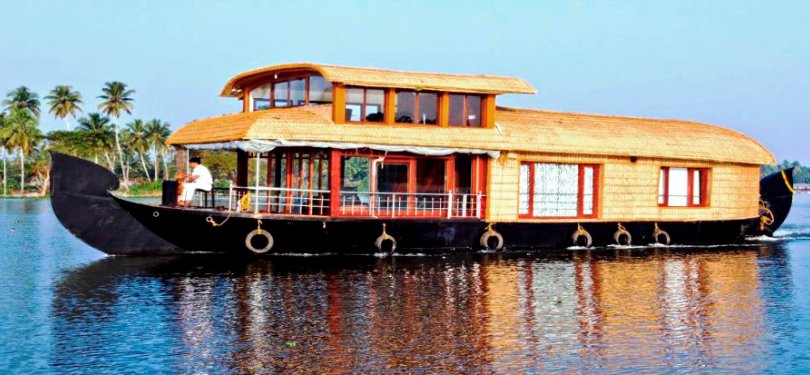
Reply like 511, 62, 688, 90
332, 84, 346, 123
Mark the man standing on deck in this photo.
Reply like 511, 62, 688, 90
179, 157, 213, 207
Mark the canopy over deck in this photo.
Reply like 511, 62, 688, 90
167, 105, 775, 165
220, 62, 537, 97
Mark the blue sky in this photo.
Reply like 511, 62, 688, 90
0, 0, 807, 162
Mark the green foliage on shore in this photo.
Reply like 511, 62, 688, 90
1, 84, 173, 197
126, 179, 163, 196
762, 161, 810, 183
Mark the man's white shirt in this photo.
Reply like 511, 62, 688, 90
192, 165, 213, 191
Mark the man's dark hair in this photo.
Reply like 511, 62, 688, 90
189, 157, 201, 164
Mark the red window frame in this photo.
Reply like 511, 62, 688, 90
658, 167, 709, 207
448, 94, 483, 127
519, 163, 600, 219
344, 86, 385, 123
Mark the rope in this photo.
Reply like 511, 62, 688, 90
485, 222, 496, 233
576, 223, 588, 236
257, 219, 263, 235
206, 210, 232, 227
206, 193, 247, 228
653, 223, 663, 237
781, 170, 795, 194
758, 200, 775, 231
617, 223, 627, 232
381, 223, 390, 240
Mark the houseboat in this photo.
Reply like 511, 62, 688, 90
50, 63, 794, 255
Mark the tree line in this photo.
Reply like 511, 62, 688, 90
762, 161, 810, 184
0, 83, 173, 196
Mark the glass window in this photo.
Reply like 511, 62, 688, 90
345, 88, 364, 122
341, 156, 370, 192
346, 87, 385, 122
395, 91, 416, 123
418, 92, 438, 124
251, 84, 271, 111
534, 163, 579, 217
448, 94, 482, 127
416, 159, 446, 193
308, 76, 332, 105
667, 168, 689, 207
273, 81, 289, 107
365, 89, 385, 122
520, 163, 598, 218
376, 162, 409, 193
658, 167, 708, 207
467, 95, 481, 127
692, 169, 702, 205
290, 79, 306, 106
449, 94, 465, 126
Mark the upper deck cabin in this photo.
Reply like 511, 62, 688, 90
221, 62, 535, 127
168, 63, 775, 223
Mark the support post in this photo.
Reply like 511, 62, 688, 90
236, 150, 248, 186
329, 149, 341, 216
254, 152, 261, 213
332, 84, 346, 124
174, 147, 188, 176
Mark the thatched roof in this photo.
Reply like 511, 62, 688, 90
167, 105, 774, 165
220, 63, 537, 97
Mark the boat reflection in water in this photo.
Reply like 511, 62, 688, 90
51, 246, 789, 373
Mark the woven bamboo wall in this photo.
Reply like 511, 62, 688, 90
486, 151, 761, 223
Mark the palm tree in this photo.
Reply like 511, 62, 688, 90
45, 85, 83, 130
146, 119, 171, 181
1, 108, 43, 194
3, 86, 40, 117
0, 112, 7, 196
77, 113, 116, 169
97, 81, 134, 189
124, 119, 152, 182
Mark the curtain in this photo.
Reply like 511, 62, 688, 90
533, 163, 579, 217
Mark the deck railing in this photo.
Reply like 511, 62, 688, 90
206, 185, 330, 216
196, 184, 484, 219
339, 191, 485, 218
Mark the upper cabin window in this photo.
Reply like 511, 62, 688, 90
658, 167, 708, 207
290, 78, 306, 106
308, 76, 333, 105
249, 75, 333, 111
396, 90, 438, 125
345, 87, 384, 122
273, 81, 289, 108
251, 84, 271, 111
449, 94, 482, 127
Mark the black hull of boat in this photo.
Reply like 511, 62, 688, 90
114, 197, 759, 254
49, 152, 794, 255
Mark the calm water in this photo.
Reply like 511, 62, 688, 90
2, 197, 810, 374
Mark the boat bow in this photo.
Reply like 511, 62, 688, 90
757, 168, 795, 235
49, 152, 177, 255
